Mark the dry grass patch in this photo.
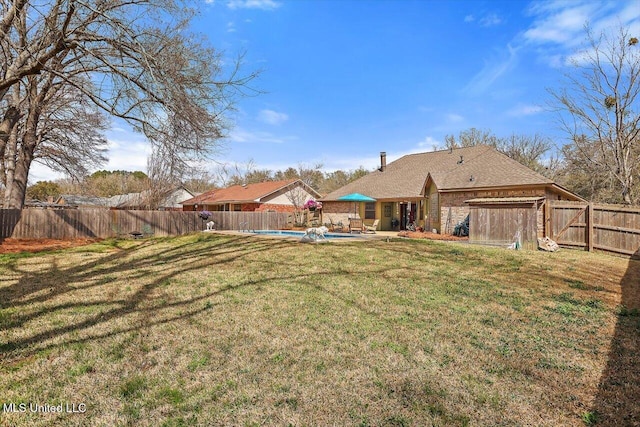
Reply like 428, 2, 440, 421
0, 234, 637, 426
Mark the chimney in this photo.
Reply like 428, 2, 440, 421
380, 151, 387, 172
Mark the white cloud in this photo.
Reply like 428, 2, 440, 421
447, 113, 464, 123
105, 138, 152, 172
227, 127, 295, 144
226, 0, 281, 10
507, 104, 544, 117
524, 0, 639, 47
521, 0, 640, 69
257, 109, 289, 125
479, 13, 503, 27
227, 22, 236, 33
28, 135, 152, 183
416, 136, 442, 151
464, 43, 519, 94
464, 12, 502, 27
524, 3, 593, 45
28, 162, 65, 182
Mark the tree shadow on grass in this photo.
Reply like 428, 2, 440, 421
0, 236, 460, 364
0, 234, 295, 360
591, 248, 640, 425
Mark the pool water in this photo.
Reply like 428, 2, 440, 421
249, 230, 358, 239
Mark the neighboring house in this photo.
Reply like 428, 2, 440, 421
321, 146, 584, 234
55, 194, 111, 209
24, 199, 76, 209
56, 187, 195, 210
181, 179, 321, 213
110, 187, 195, 211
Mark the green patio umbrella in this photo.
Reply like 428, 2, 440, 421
337, 193, 376, 217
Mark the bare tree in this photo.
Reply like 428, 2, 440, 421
183, 171, 217, 194
549, 25, 640, 204
1, 67, 108, 207
500, 133, 563, 178
0, 0, 257, 208
280, 164, 322, 226
444, 128, 500, 149
557, 142, 624, 202
444, 128, 559, 178
218, 159, 272, 187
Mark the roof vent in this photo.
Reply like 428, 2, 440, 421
457, 155, 464, 164
469, 175, 474, 182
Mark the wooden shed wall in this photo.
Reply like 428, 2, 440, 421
469, 204, 539, 250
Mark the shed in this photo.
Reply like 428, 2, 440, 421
466, 197, 545, 250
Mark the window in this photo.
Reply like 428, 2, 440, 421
365, 202, 376, 220
233, 204, 242, 211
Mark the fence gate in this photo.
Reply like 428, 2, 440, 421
548, 201, 640, 257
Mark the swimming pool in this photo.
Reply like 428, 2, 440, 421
249, 230, 359, 239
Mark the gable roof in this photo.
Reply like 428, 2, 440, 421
110, 187, 195, 209
181, 179, 320, 205
57, 194, 111, 207
322, 145, 564, 201
57, 187, 195, 209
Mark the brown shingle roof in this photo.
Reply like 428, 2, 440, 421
181, 179, 317, 205
321, 145, 556, 201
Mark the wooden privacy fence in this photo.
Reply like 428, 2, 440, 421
0, 209, 290, 240
548, 201, 640, 257
207, 211, 290, 232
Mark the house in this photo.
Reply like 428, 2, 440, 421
181, 179, 321, 213
321, 146, 584, 239
109, 187, 195, 211
56, 187, 195, 211
55, 194, 111, 209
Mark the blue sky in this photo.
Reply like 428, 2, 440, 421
31, 0, 640, 182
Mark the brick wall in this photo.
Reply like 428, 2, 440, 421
322, 201, 360, 228
439, 205, 469, 234
255, 203, 296, 213
322, 201, 354, 213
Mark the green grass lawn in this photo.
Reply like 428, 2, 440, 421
0, 234, 638, 426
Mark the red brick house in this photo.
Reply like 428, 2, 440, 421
181, 179, 321, 213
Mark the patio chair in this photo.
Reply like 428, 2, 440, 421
349, 218, 363, 234
329, 218, 344, 232
364, 219, 379, 234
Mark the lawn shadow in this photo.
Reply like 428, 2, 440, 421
0, 234, 293, 360
591, 247, 640, 425
0, 237, 453, 362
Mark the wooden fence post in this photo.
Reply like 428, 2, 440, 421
587, 202, 594, 252
545, 200, 553, 239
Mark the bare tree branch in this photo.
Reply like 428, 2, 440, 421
0, 0, 259, 208
549, 24, 640, 204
